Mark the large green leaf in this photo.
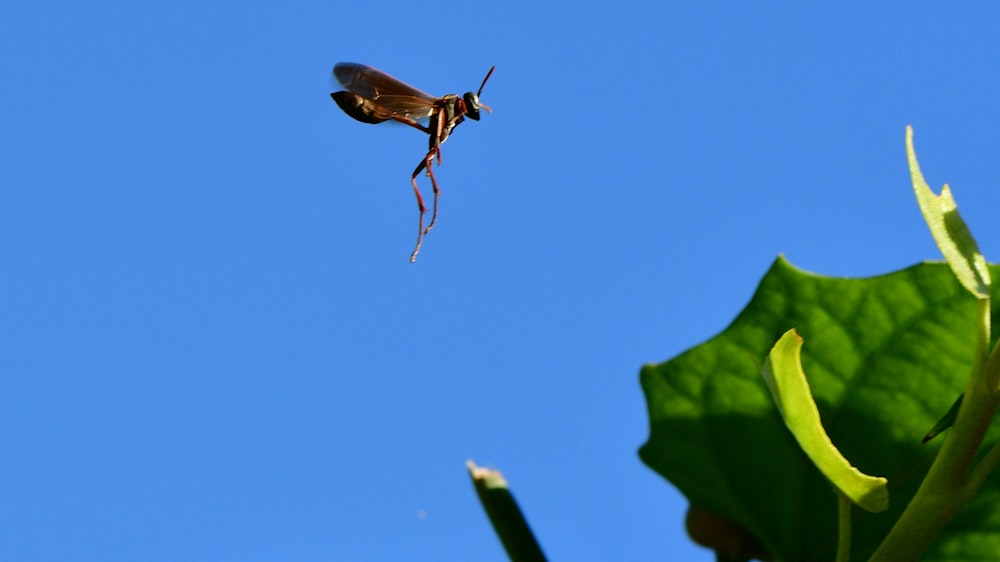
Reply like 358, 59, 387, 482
640, 257, 1000, 561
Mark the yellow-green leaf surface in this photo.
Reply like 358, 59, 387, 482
907, 126, 990, 299
640, 257, 1000, 561
762, 330, 888, 513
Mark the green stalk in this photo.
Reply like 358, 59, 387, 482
467, 460, 546, 562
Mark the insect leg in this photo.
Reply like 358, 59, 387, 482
408, 157, 430, 263
432, 109, 445, 165
409, 146, 441, 241
405, 108, 450, 261
422, 148, 441, 234
389, 114, 433, 135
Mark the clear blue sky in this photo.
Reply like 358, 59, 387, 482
3, 2, 1000, 561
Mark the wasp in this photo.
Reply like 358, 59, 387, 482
331, 63, 495, 262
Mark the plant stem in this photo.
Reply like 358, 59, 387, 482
869, 301, 999, 561
836, 490, 851, 562
467, 460, 547, 562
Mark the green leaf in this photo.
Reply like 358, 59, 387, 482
921, 392, 963, 445
761, 329, 888, 513
639, 257, 1000, 561
906, 125, 990, 299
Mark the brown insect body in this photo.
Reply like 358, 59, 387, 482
330, 62, 495, 262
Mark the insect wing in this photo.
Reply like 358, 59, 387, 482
333, 63, 438, 120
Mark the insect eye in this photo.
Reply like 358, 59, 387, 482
463, 92, 481, 120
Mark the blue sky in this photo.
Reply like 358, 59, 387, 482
3, 2, 1000, 561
